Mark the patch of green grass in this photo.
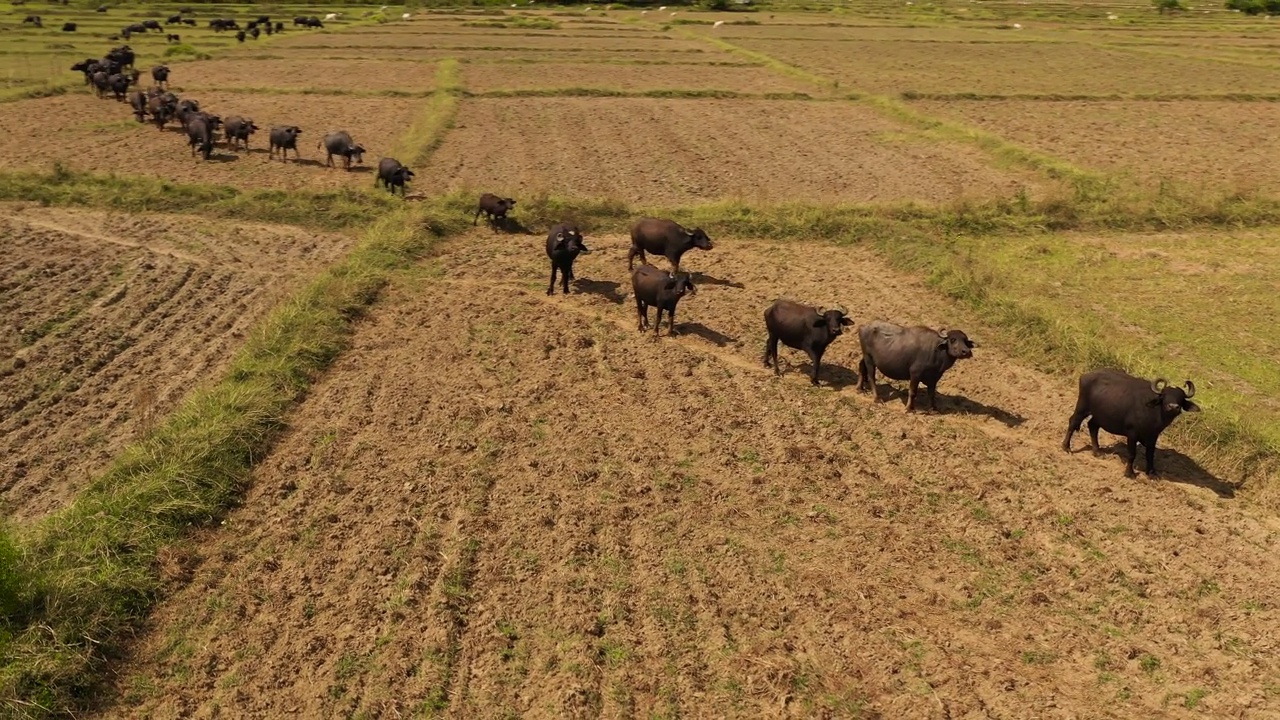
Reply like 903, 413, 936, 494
1184, 688, 1208, 709
0, 206, 455, 717
1139, 653, 1162, 675
387, 59, 461, 167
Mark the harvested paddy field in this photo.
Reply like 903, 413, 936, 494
733, 38, 1280, 95
913, 99, 1280, 191
171, 58, 437, 94
270, 32, 711, 53
0, 205, 353, 522
460, 60, 813, 94
0, 93, 419, 191
426, 97, 1042, 204
106, 228, 1278, 719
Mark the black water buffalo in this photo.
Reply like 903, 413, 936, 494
90, 71, 110, 99
268, 125, 303, 161
320, 131, 365, 169
265, 23, 275, 35
97, 5, 108, 11
22, 15, 42, 26
129, 89, 147, 121
151, 64, 169, 87
474, 193, 515, 226
174, 98, 200, 126
181, 18, 196, 26
106, 45, 134, 68
147, 93, 176, 129
256, 15, 270, 24
375, 157, 414, 196
142, 19, 161, 31
166, 34, 181, 43
627, 217, 713, 274
62, 22, 76, 31
631, 264, 696, 337
166, 14, 182, 24
186, 115, 216, 160
273, 21, 284, 32
249, 27, 260, 39
856, 320, 975, 412
71, 59, 98, 83
223, 116, 259, 151
235, 30, 246, 42
1063, 371, 1200, 478
762, 300, 852, 386
545, 223, 589, 296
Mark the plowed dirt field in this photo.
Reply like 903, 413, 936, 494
0, 205, 354, 521
103, 229, 1279, 719
425, 97, 1044, 204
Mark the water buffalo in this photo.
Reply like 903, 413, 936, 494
375, 157, 414, 196
268, 125, 303, 161
129, 89, 147, 121
147, 93, 176, 129
62, 22, 76, 31
223, 116, 259, 151
71, 59, 98, 83
235, 30, 246, 42
632, 264, 696, 337
474, 193, 515, 226
1063, 371, 1200, 478
249, 27, 260, 39
273, 21, 284, 32
22, 15, 42, 26
856, 320, 975, 412
142, 19, 161, 31
763, 300, 852, 386
97, 5, 108, 11
181, 18, 196, 26
174, 98, 200, 126
166, 34, 181, 43
545, 223, 589, 296
107, 45, 134, 68
166, 14, 182, 24
151, 64, 169, 87
320, 131, 365, 170
186, 115, 216, 160
90, 71, 110, 99
628, 217, 713, 275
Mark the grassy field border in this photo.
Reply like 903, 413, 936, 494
387, 58, 462, 167
0, 202, 470, 718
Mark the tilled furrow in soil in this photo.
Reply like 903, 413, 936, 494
100, 231, 1280, 719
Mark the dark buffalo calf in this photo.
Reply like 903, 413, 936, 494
856, 320, 976, 412
631, 264, 696, 337
628, 217, 713, 275
129, 89, 147, 122
763, 300, 852, 386
223, 116, 259, 151
545, 223, 589, 296
187, 116, 215, 160
62, 22, 76, 31
375, 157, 415, 196
474, 193, 515, 226
1064, 370, 1200, 478
151, 64, 169, 86
269, 125, 303, 161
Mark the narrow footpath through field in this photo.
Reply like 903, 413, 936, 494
104, 228, 1280, 719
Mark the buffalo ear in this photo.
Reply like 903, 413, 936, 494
965, 339, 977, 348
664, 278, 677, 290
1146, 395, 1163, 407
1183, 400, 1201, 413
839, 316, 853, 326
936, 340, 948, 350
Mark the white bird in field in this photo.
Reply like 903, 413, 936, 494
324, 12, 337, 20
402, 12, 411, 19
585, 6, 592, 10
1013, 22, 1022, 28
713, 19, 724, 26
641, 9, 648, 13
670, 11, 677, 15
659, 5, 667, 9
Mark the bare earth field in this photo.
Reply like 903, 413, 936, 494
425, 97, 1042, 204
0, 94, 418, 191
732, 38, 1280, 95
913, 99, 1280, 191
104, 229, 1280, 719
170, 58, 437, 93
460, 61, 814, 94
270, 32, 712, 53
0, 205, 354, 522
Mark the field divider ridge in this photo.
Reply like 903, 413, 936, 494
388, 58, 462, 168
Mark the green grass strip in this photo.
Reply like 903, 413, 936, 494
0, 166, 398, 231
0, 203, 469, 718
902, 90, 1280, 102
388, 59, 461, 167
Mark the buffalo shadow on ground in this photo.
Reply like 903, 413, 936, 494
687, 270, 745, 290
859, 381, 1027, 428
483, 216, 536, 235
572, 278, 626, 305
1068, 443, 1237, 498
679, 322, 735, 347
784, 360, 859, 390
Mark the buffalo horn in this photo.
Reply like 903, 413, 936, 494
1183, 380, 1196, 398
1151, 378, 1168, 393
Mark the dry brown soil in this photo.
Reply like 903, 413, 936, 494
170, 58, 437, 93
0, 94, 418, 191
425, 97, 1043, 204
102, 229, 1280, 719
731, 38, 1280, 96
0, 205, 354, 522
913, 99, 1280, 192
270, 32, 710, 52
461, 61, 813, 94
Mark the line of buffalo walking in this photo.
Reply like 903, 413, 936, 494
499, 202, 1202, 481
69, 43, 418, 196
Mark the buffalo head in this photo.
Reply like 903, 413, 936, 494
1149, 378, 1200, 416
937, 328, 976, 360
686, 227, 713, 251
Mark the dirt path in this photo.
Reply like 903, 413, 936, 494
102, 229, 1280, 719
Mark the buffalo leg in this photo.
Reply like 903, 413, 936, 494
668, 255, 680, 275
1063, 404, 1089, 451
927, 383, 939, 411
807, 349, 822, 386
654, 308, 665, 337
1144, 440, 1159, 478
547, 264, 558, 296
1087, 418, 1102, 454
636, 300, 648, 331
906, 379, 919, 412
862, 357, 881, 401
667, 307, 677, 336
763, 334, 779, 373
473, 208, 481, 226
560, 263, 571, 294
1124, 438, 1138, 478
627, 245, 643, 271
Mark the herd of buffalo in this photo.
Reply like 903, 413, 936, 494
516, 207, 1201, 480
48, 20, 1203, 482
69, 36, 419, 196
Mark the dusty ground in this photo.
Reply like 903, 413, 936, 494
0, 205, 354, 521
731, 37, 1280, 95
170, 58, 437, 93
912, 99, 1280, 192
0, 93, 418, 191
270, 32, 711, 53
425, 97, 1044, 204
460, 61, 813, 95
103, 228, 1280, 719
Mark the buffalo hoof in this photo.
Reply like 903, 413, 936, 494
1061, 441, 1071, 452
546, 289, 554, 296
1124, 469, 1137, 479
